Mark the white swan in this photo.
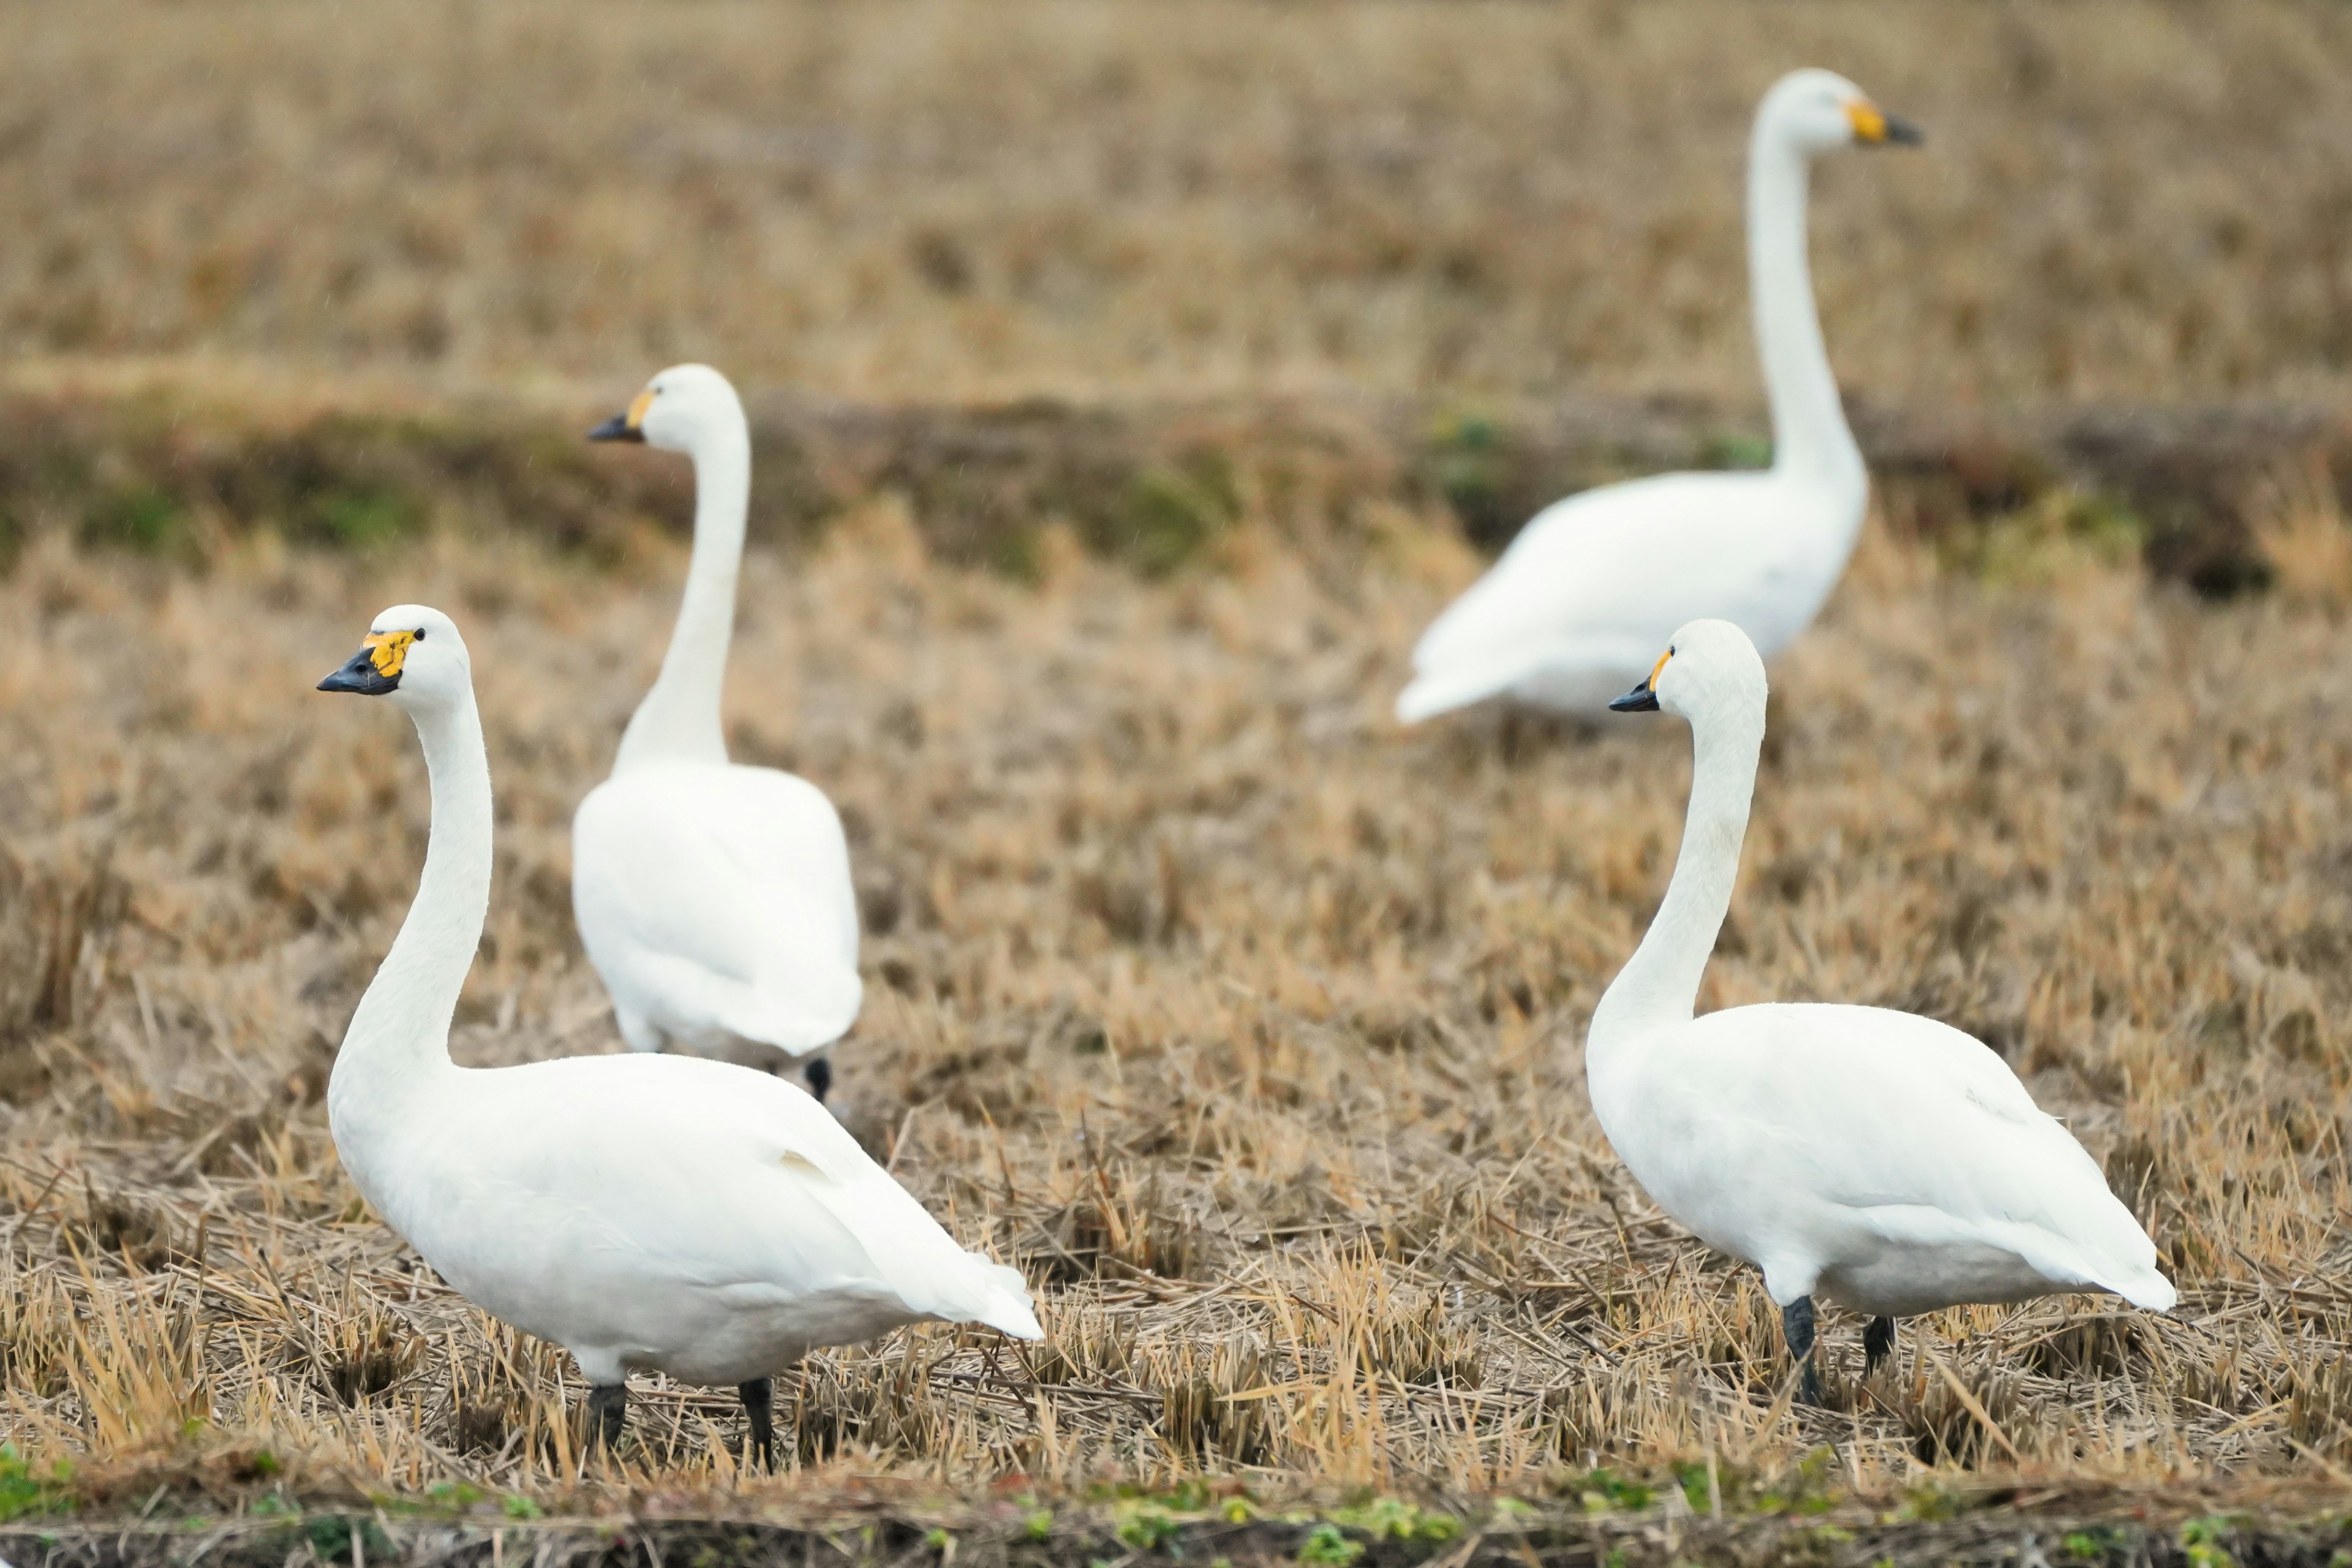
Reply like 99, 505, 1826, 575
317, 606, 1040, 1464
1586, 620, 2174, 1398
577, 364, 861, 1103
1396, 71, 1921, 725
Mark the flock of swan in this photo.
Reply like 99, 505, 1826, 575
288, 70, 2176, 1467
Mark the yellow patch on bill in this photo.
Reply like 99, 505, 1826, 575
364, 629, 418, 677
1645, 648, 1673, 691
1846, 100, 1889, 143
627, 386, 657, 431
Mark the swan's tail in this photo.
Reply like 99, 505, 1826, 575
1395, 665, 1501, 725
711, 974, 862, 1057
815, 1160, 1044, 1338
972, 1261, 1044, 1340
2098, 1267, 2177, 1313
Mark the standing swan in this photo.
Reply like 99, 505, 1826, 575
1586, 620, 2174, 1400
1396, 71, 1922, 724
577, 364, 861, 1103
318, 606, 1040, 1465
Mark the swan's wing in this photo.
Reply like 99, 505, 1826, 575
460, 1055, 1040, 1338
1629, 1005, 2173, 1308
1400, 472, 1831, 721
573, 764, 862, 1053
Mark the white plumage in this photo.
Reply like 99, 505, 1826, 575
1585, 619, 2173, 1395
1401, 472, 1842, 719
1397, 70, 1922, 725
576, 364, 862, 1098
318, 605, 1038, 1461
574, 763, 859, 1058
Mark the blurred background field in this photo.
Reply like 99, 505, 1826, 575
9, 0, 2352, 1544
8, 0, 2352, 408
6, 0, 2352, 594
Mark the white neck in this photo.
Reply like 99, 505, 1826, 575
1586, 698, 1763, 1070
328, 688, 489, 1145
1748, 123, 1864, 491
615, 418, 750, 771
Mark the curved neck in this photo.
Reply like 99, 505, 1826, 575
615, 422, 750, 771
1586, 704, 1762, 1066
1748, 127, 1862, 487
330, 690, 491, 1133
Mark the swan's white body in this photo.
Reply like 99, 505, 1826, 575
1585, 621, 2176, 1322
323, 607, 1038, 1391
1402, 472, 1851, 718
1398, 71, 1910, 725
575, 765, 859, 1058
574, 366, 862, 1065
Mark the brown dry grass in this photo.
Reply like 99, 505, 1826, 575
4, 496, 2352, 1506
7, 0, 2352, 408
12, 0, 2352, 1523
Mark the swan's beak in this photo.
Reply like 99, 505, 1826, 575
317, 631, 413, 696
1849, 100, 1925, 147
1608, 681, 1660, 714
1611, 646, 1671, 712
587, 386, 655, 443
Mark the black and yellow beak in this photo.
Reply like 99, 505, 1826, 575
1848, 100, 1925, 147
318, 629, 418, 696
1609, 648, 1673, 714
587, 386, 655, 443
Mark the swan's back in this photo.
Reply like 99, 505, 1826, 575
574, 759, 862, 1052
1401, 470, 1851, 721
1593, 1003, 2173, 1313
369, 1053, 1039, 1355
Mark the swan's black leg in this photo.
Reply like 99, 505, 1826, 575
739, 1378, 777, 1471
587, 1382, 627, 1452
803, 1057, 832, 1104
1864, 1315, 1896, 1374
1781, 1297, 1822, 1405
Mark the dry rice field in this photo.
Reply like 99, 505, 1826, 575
6, 496, 2352, 1515
11, 0, 2352, 1548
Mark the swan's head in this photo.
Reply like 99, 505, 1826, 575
1608, 619, 1767, 723
587, 363, 744, 455
317, 605, 472, 708
1760, 69, 1923, 156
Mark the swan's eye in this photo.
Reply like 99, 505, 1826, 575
413, 627, 427, 641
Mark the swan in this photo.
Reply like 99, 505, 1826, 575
1585, 620, 2174, 1400
1395, 70, 1923, 725
317, 606, 1041, 1464
578, 364, 861, 1103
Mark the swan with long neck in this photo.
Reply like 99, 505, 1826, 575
1396, 70, 1919, 725
576, 365, 860, 1102
319, 606, 1038, 1464
1585, 620, 2174, 1400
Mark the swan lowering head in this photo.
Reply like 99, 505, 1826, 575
318, 605, 470, 706
1760, 67, 1924, 157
